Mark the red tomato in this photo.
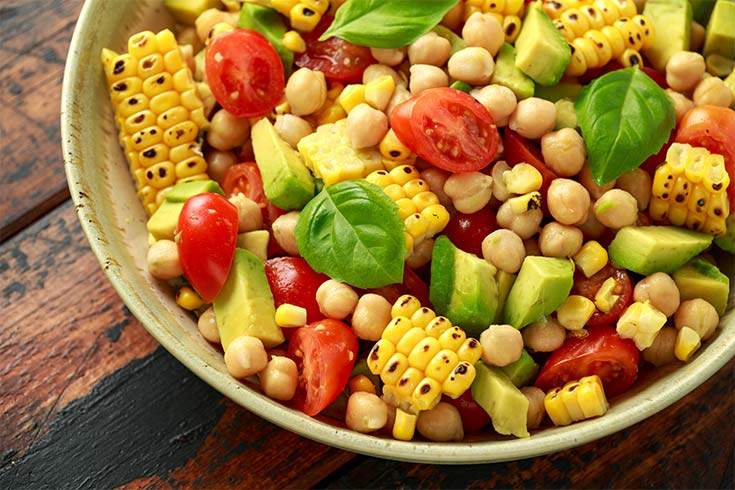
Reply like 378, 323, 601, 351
572, 264, 633, 326
442, 206, 498, 257
503, 129, 559, 201
675, 105, 735, 208
287, 319, 359, 416
390, 87, 499, 173
295, 17, 374, 83
221, 162, 285, 227
581, 62, 668, 89
175, 193, 239, 302
442, 391, 491, 433
640, 130, 675, 175
205, 29, 285, 118
369, 265, 431, 307
264, 257, 329, 324
535, 325, 639, 398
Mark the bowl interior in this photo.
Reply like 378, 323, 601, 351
61, 0, 735, 464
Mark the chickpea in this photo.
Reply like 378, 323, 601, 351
482, 229, 526, 274
195, 8, 238, 43
408, 32, 451, 66
480, 324, 524, 367
665, 89, 694, 124
224, 336, 268, 379
577, 201, 606, 239
229, 193, 263, 233
693, 76, 733, 107
349, 374, 377, 395
490, 160, 512, 201
447, 47, 495, 85
406, 237, 434, 270
634, 272, 680, 317
409, 64, 449, 94
271, 211, 300, 256
206, 109, 251, 150
690, 21, 705, 52
538, 222, 583, 258
416, 402, 464, 442
541, 128, 586, 177
666, 51, 705, 92
385, 83, 412, 117
419, 167, 452, 208
496, 201, 543, 239
522, 317, 566, 352
441, 0, 465, 32
579, 162, 615, 200
546, 178, 591, 225
523, 237, 542, 257
471, 85, 517, 127
274, 114, 313, 148
443, 171, 494, 214
346, 103, 388, 149
147, 239, 183, 280
316, 279, 359, 320
363, 64, 403, 86
642, 326, 678, 367
285, 67, 327, 116
351, 293, 393, 341
615, 168, 652, 211
462, 12, 504, 57
345, 392, 389, 433
197, 307, 220, 343
508, 97, 556, 140
258, 355, 298, 401
674, 299, 719, 341
204, 149, 236, 183
370, 47, 405, 66
521, 386, 547, 430
593, 189, 638, 229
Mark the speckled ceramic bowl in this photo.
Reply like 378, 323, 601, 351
61, 0, 735, 464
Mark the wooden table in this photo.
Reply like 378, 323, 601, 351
2, 1, 734, 488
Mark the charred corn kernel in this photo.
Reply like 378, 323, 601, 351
206, 22, 234, 45
543, 0, 587, 19
402, 179, 430, 198
439, 326, 467, 351
616, 301, 667, 350
404, 213, 429, 244
556, 294, 596, 330
269, 0, 299, 16
367, 338, 396, 373
503, 163, 543, 194
380, 352, 410, 386
594, 277, 619, 313
573, 241, 608, 278
395, 327, 427, 355
674, 326, 701, 362
337, 84, 366, 113
409, 307, 437, 329
457, 338, 483, 364
508, 191, 542, 214
382, 316, 413, 345
393, 408, 418, 441
176, 285, 204, 310
503, 15, 522, 42
283, 30, 306, 53
425, 315, 453, 338
407, 337, 442, 371
349, 374, 377, 394
421, 204, 451, 237
290, 3, 323, 32
544, 375, 609, 426
650, 143, 730, 236
393, 367, 424, 399
275, 303, 307, 327
443, 362, 477, 398
365, 75, 396, 112
618, 48, 643, 67
391, 294, 422, 318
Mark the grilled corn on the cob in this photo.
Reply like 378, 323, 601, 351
544, 374, 609, 426
244, 0, 329, 32
464, 0, 524, 42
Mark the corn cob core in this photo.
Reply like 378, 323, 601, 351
464, 0, 525, 42
101, 29, 209, 215
649, 142, 731, 237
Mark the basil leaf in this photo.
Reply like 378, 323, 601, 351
575, 66, 675, 185
239, 3, 293, 77
295, 180, 406, 288
320, 0, 459, 48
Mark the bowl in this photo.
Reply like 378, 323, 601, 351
61, 0, 735, 464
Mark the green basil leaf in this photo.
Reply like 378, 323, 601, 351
575, 66, 675, 186
239, 3, 293, 77
320, 0, 459, 48
295, 180, 406, 288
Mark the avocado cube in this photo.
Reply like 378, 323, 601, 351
673, 256, 731, 315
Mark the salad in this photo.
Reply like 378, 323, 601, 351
101, 0, 734, 442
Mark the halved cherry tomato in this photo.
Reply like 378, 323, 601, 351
535, 325, 639, 398
640, 131, 675, 175
442, 391, 491, 432
175, 193, 239, 302
205, 29, 285, 118
221, 162, 285, 227
442, 206, 498, 257
369, 265, 431, 307
572, 264, 633, 326
287, 319, 359, 416
390, 87, 499, 173
264, 257, 329, 325
503, 129, 559, 201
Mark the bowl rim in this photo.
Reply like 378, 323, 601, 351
61, 0, 735, 464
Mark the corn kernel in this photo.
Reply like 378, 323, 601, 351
275, 303, 307, 327
556, 294, 596, 330
348, 374, 376, 394
283, 30, 306, 53
573, 241, 608, 278
337, 84, 366, 113
594, 277, 620, 313
365, 75, 396, 112
176, 286, 204, 310
674, 326, 701, 362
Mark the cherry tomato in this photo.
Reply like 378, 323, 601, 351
675, 105, 735, 208
581, 62, 668, 89
640, 131, 675, 175
369, 265, 431, 307
205, 29, 285, 118
442, 206, 498, 257
221, 162, 285, 227
295, 16, 374, 83
390, 87, 499, 173
503, 129, 558, 201
264, 257, 329, 325
535, 325, 639, 398
572, 264, 633, 326
175, 193, 239, 302
442, 391, 491, 433
287, 319, 359, 416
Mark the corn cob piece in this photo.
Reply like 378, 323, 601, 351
544, 374, 609, 426
367, 295, 483, 440
464, 0, 525, 42
616, 300, 667, 350
101, 29, 209, 215
244, 0, 329, 32
649, 142, 731, 237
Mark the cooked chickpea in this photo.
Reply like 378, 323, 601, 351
634, 272, 680, 317
690, 20, 705, 52
496, 201, 543, 239
204, 149, 236, 183
593, 189, 638, 229
615, 168, 652, 211
441, 0, 465, 31
480, 324, 524, 367
508, 97, 556, 140
471, 85, 517, 127
197, 307, 220, 343
674, 299, 719, 341
316, 279, 359, 320
523, 237, 542, 256
147, 239, 183, 280
693, 76, 733, 107
538, 222, 583, 258
443, 171, 494, 214
665, 89, 695, 124
271, 211, 300, 256
363, 63, 403, 86
416, 402, 464, 442
408, 32, 451, 66
482, 229, 525, 274
546, 178, 591, 225
409, 64, 449, 94
577, 201, 606, 239
285, 67, 327, 116
346, 103, 388, 149
206, 109, 251, 150
522, 317, 566, 352
345, 392, 389, 433
579, 163, 615, 200
541, 128, 586, 177
521, 386, 546, 430
274, 114, 313, 148
462, 12, 504, 56
642, 326, 678, 367
258, 355, 298, 401
229, 193, 263, 233
370, 47, 405, 66
385, 83, 412, 117
490, 160, 512, 201
195, 8, 238, 43
351, 293, 393, 341
447, 47, 495, 85
224, 336, 268, 379
666, 51, 705, 92
419, 167, 452, 208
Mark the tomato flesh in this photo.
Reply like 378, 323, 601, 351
264, 257, 329, 325
503, 129, 559, 202
572, 264, 633, 327
442, 391, 491, 433
442, 206, 498, 257
221, 162, 285, 227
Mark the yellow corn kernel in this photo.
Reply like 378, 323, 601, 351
409, 307, 436, 329
176, 286, 204, 310
438, 326, 467, 351
380, 352, 410, 386
271, 0, 299, 16
584, 29, 613, 66
391, 294, 422, 318
367, 338, 396, 374
545, 375, 609, 426
560, 8, 591, 38
275, 303, 307, 327
442, 361, 476, 399
412, 191, 440, 212
457, 337, 483, 364
424, 316, 453, 338
616, 301, 667, 350
407, 336, 442, 371
382, 316, 414, 345
411, 377, 443, 411
556, 294, 596, 330
282, 30, 306, 53
290, 2, 324, 31
675, 326, 701, 362
594, 277, 620, 313
349, 374, 377, 395
393, 408, 418, 441
580, 4, 606, 30
573, 241, 608, 278
365, 75, 396, 112
337, 84, 366, 113
393, 367, 425, 399
395, 327, 427, 356
503, 163, 543, 194
315, 102, 347, 125
425, 349, 460, 383
508, 191, 542, 214
503, 0, 524, 15
421, 204, 451, 236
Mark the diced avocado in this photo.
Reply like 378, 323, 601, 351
535, 82, 583, 102
673, 256, 731, 315
471, 361, 530, 438
500, 349, 539, 388
502, 256, 575, 329
494, 270, 516, 324
164, 180, 224, 202
213, 248, 285, 350
703, 0, 735, 59
554, 99, 578, 129
164, 0, 220, 25
608, 225, 714, 275
490, 43, 535, 100
430, 236, 499, 338
714, 213, 735, 252
690, 0, 717, 24
432, 25, 466, 56
450, 80, 473, 93
146, 180, 224, 240
251, 118, 315, 210
642, 0, 692, 72
514, 2, 571, 86
236, 230, 270, 262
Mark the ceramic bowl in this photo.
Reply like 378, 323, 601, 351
61, 0, 735, 464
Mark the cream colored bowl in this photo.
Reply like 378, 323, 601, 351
62, 0, 735, 463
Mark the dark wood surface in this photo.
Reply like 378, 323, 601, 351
1, 1, 734, 488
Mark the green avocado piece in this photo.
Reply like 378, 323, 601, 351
673, 256, 731, 315
236, 230, 270, 262
432, 25, 466, 56
251, 117, 315, 210
430, 236, 499, 338
642, 0, 692, 72
554, 99, 578, 129
213, 248, 285, 350
146, 180, 224, 241
494, 270, 516, 324
534, 82, 583, 102
703, 0, 735, 59
491, 43, 535, 100
714, 213, 735, 252
502, 256, 575, 329
608, 225, 714, 275
471, 361, 530, 438
164, 0, 221, 26
500, 349, 539, 388
514, 2, 571, 86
